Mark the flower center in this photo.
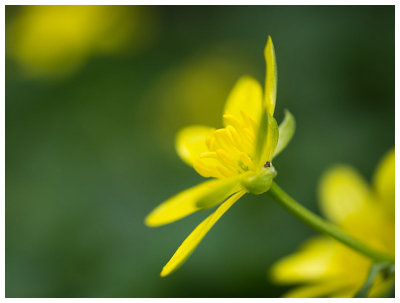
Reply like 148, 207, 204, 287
193, 110, 263, 179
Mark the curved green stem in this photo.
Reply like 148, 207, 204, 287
268, 182, 394, 264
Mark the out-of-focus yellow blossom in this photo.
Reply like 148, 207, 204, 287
145, 36, 296, 277
148, 48, 253, 151
7, 6, 154, 78
270, 149, 395, 298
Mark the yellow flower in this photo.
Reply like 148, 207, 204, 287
145, 36, 296, 277
270, 149, 395, 297
7, 6, 153, 78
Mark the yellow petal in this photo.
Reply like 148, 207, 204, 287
223, 76, 263, 127
196, 177, 242, 208
145, 179, 234, 227
318, 165, 371, 224
373, 148, 395, 218
264, 36, 277, 116
175, 125, 214, 166
270, 237, 337, 284
160, 190, 246, 277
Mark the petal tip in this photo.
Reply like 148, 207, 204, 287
144, 215, 155, 227
160, 263, 176, 277
265, 35, 274, 53
144, 212, 162, 227
160, 268, 168, 277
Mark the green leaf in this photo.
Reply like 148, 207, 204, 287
273, 109, 295, 158
354, 262, 394, 298
196, 178, 240, 209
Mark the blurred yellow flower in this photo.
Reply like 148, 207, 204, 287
270, 149, 395, 297
7, 5, 154, 78
148, 48, 254, 151
145, 36, 296, 277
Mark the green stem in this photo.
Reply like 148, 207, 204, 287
268, 182, 394, 264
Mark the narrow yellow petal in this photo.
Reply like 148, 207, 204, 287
264, 36, 277, 116
145, 179, 231, 227
318, 165, 371, 224
223, 76, 263, 127
196, 177, 242, 208
160, 191, 246, 277
175, 125, 214, 166
372, 148, 395, 218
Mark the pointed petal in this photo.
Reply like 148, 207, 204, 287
175, 125, 214, 166
270, 237, 337, 284
373, 149, 395, 217
160, 190, 246, 277
273, 110, 296, 158
318, 165, 372, 224
145, 179, 234, 227
223, 76, 263, 126
264, 36, 277, 116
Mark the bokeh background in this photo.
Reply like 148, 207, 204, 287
5, 5, 394, 298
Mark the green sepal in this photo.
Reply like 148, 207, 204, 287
254, 109, 279, 167
273, 109, 296, 158
264, 114, 279, 163
254, 107, 269, 165
241, 166, 277, 195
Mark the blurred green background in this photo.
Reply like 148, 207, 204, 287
5, 5, 394, 298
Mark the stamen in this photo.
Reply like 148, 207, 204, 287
240, 110, 258, 133
223, 114, 244, 130
200, 151, 217, 159
240, 152, 253, 169
216, 149, 237, 168
214, 129, 232, 150
243, 128, 255, 144
193, 159, 223, 179
216, 165, 234, 178
226, 125, 242, 148
205, 134, 213, 150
